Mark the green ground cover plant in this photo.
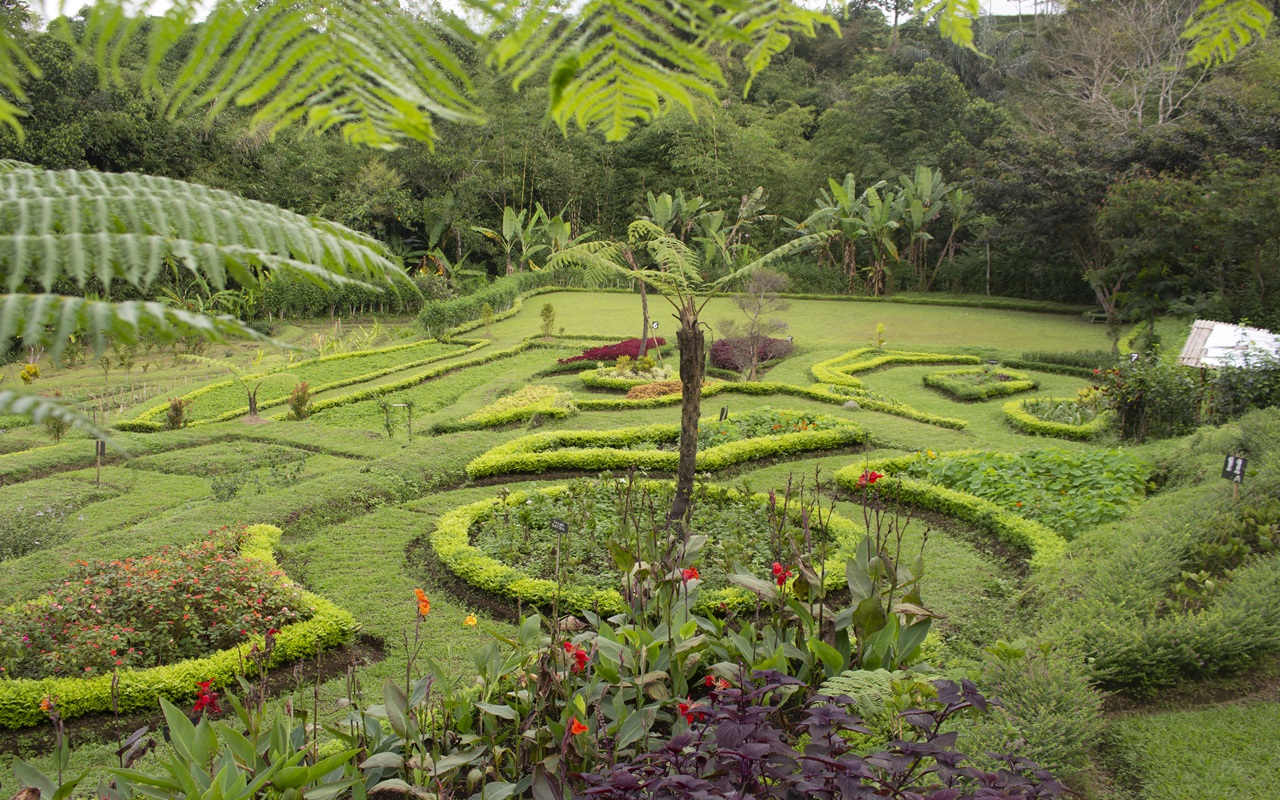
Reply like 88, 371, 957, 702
1004, 394, 1117, 440
922, 366, 1039, 401
902, 448, 1151, 538
122, 338, 465, 429
0, 480, 121, 561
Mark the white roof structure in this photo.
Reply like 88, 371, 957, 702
1178, 320, 1280, 368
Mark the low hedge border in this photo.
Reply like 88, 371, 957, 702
773, 292, 1090, 315
431, 387, 576, 434
922, 368, 1039, 401
121, 338, 476, 431
1002, 398, 1116, 440
0, 524, 356, 729
580, 369, 681, 392
430, 482, 860, 617
834, 460, 1065, 571
997, 358, 1096, 379
812, 347, 983, 388
574, 381, 968, 430
465, 418, 870, 479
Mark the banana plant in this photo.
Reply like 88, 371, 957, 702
897, 166, 948, 288
857, 182, 902, 297
472, 206, 548, 275
802, 174, 868, 293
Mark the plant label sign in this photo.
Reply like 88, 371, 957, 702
550, 519, 569, 535
1221, 455, 1247, 484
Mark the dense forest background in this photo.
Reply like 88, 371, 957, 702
3, 0, 1278, 329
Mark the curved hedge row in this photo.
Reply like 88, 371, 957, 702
431, 483, 858, 617
431, 386, 576, 433
812, 347, 982, 389
465, 419, 870, 479
575, 380, 969, 430
580, 369, 679, 392
120, 339, 471, 432
1003, 399, 1116, 441
997, 358, 1096, 379
0, 524, 356, 729
922, 368, 1039, 401
834, 460, 1066, 571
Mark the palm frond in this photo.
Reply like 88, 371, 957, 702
0, 167, 404, 297
728, 1, 840, 94
71, 0, 484, 149
1183, 0, 1273, 66
0, 389, 115, 448
0, 294, 267, 360
916, 0, 982, 53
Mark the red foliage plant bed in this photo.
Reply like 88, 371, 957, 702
0, 527, 311, 680
709, 336, 793, 372
558, 337, 665, 364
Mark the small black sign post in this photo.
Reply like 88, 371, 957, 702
550, 519, 569, 535
719, 406, 729, 422
1222, 454, 1248, 500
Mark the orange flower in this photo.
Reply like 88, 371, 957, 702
39, 696, 53, 713
570, 718, 589, 735
414, 588, 431, 616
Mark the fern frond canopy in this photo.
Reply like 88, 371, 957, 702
1182, 0, 1274, 66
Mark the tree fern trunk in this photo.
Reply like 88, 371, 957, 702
669, 313, 704, 529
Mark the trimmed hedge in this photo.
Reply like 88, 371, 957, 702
580, 368, 679, 392
1003, 398, 1116, 441
0, 524, 356, 729
122, 338, 469, 431
465, 418, 870, 479
773, 292, 1090, 315
418, 270, 565, 337
922, 368, 1039, 401
574, 380, 968, 430
998, 358, 1096, 379
835, 461, 1066, 571
431, 385, 575, 433
431, 482, 860, 617
812, 347, 982, 389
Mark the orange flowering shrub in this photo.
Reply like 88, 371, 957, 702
0, 527, 310, 680
625, 380, 683, 400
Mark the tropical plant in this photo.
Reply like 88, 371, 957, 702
473, 206, 548, 275
548, 218, 833, 523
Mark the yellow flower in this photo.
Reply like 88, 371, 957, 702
464, 614, 478, 627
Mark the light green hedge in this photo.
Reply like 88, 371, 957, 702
1003, 399, 1116, 441
431, 386, 576, 433
431, 483, 859, 617
575, 380, 969, 430
812, 347, 982, 388
0, 524, 356, 729
922, 368, 1039, 401
579, 369, 677, 391
834, 461, 1065, 570
123, 338, 468, 430
465, 419, 870, 479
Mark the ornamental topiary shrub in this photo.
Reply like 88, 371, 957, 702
709, 335, 793, 373
557, 337, 665, 364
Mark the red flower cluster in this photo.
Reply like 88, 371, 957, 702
558, 337, 665, 364
0, 528, 310, 680
682, 567, 700, 583
193, 681, 221, 715
563, 641, 590, 673
857, 469, 884, 488
704, 675, 730, 690
677, 700, 707, 723
771, 562, 793, 587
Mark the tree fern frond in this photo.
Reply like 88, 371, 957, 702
0, 21, 40, 140
0, 294, 267, 360
916, 0, 981, 52
73, 0, 485, 149
727, 1, 840, 94
1183, 0, 1273, 66
0, 390, 115, 448
0, 168, 404, 296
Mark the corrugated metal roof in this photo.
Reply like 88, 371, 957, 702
1177, 320, 1279, 368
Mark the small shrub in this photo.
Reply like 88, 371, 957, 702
626, 380, 683, 399
19, 363, 39, 384
480, 302, 494, 334
1097, 359, 1203, 441
165, 397, 188, 430
539, 302, 556, 337
709, 335, 793, 373
287, 380, 312, 420
43, 402, 71, 444
557, 337, 665, 364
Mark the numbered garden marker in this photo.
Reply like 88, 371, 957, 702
651, 321, 659, 329
1222, 454, 1247, 499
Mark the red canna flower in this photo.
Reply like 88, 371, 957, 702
856, 469, 884, 488
677, 700, 706, 723
682, 567, 700, 583
414, 588, 431, 617
570, 718, 589, 735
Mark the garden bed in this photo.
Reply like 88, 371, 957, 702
430, 479, 858, 616
465, 408, 870, 479
430, 384, 576, 433
811, 347, 982, 389
1004, 395, 1115, 440
922, 367, 1039, 401
0, 524, 355, 729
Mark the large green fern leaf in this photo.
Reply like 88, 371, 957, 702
1183, 0, 1274, 66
